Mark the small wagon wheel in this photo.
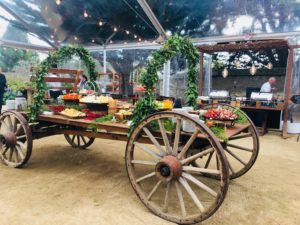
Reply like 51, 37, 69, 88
126, 111, 229, 224
0, 110, 33, 168
64, 134, 95, 149
195, 103, 259, 179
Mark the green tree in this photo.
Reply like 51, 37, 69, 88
0, 24, 38, 71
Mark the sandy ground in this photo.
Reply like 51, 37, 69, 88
0, 132, 299, 225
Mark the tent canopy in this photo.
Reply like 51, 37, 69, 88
1, 0, 300, 50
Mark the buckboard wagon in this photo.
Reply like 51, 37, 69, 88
0, 104, 259, 224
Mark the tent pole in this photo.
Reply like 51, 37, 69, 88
198, 51, 204, 96
282, 47, 294, 138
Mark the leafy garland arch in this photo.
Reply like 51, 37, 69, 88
130, 35, 199, 131
29, 45, 97, 121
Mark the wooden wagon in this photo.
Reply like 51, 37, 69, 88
0, 103, 259, 224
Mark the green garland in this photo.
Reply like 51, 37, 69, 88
28, 45, 97, 121
130, 35, 199, 133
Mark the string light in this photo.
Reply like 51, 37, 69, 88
110, 40, 113, 44
222, 68, 228, 78
92, 39, 95, 43
250, 64, 257, 75
56, 0, 61, 5
138, 38, 141, 42
113, 27, 118, 32
83, 10, 88, 18
50, 35, 54, 39
126, 30, 130, 35
267, 62, 273, 70
99, 21, 103, 26
134, 35, 137, 39
74, 36, 78, 40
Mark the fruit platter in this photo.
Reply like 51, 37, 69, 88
202, 108, 238, 127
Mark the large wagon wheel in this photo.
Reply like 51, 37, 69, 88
0, 110, 32, 168
195, 104, 259, 179
64, 134, 95, 149
126, 111, 229, 224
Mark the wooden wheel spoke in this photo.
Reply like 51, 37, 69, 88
182, 172, 217, 197
175, 181, 186, 217
182, 166, 220, 175
223, 153, 234, 174
12, 116, 18, 133
17, 135, 27, 140
179, 177, 205, 212
163, 181, 171, 213
158, 119, 171, 154
14, 148, 20, 162
180, 148, 214, 165
204, 152, 214, 168
131, 160, 157, 166
81, 136, 87, 145
226, 143, 253, 152
15, 125, 24, 136
1, 120, 10, 131
143, 127, 165, 155
147, 180, 162, 200
15, 145, 25, 160
173, 119, 181, 155
136, 172, 155, 183
225, 148, 247, 166
77, 135, 80, 146
134, 142, 162, 160
2, 146, 9, 156
8, 147, 13, 161
71, 135, 76, 143
229, 133, 252, 140
178, 129, 200, 159
7, 116, 13, 132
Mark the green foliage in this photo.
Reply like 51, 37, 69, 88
28, 45, 97, 122
233, 108, 248, 124
92, 114, 113, 123
210, 126, 228, 142
130, 35, 199, 133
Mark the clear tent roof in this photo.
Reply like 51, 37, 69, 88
1, 0, 300, 49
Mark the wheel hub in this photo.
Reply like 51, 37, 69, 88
155, 155, 182, 182
1, 132, 17, 147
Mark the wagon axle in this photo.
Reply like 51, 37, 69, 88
155, 155, 182, 182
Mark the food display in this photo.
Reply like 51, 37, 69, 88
115, 109, 133, 121
60, 108, 86, 118
80, 95, 113, 104
61, 93, 81, 100
203, 108, 237, 120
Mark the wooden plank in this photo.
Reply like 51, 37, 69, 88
48, 68, 83, 75
45, 77, 76, 83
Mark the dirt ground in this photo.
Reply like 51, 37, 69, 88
0, 132, 299, 225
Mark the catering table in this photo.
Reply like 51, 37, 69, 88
240, 106, 282, 135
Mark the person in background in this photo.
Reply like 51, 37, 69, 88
260, 77, 276, 93
77, 74, 88, 90
0, 67, 7, 114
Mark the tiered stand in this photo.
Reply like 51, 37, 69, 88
0, 104, 259, 224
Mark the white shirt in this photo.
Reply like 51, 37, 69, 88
260, 82, 271, 92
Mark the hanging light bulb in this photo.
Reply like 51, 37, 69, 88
222, 68, 229, 78
250, 64, 257, 75
125, 30, 130, 35
134, 35, 137, 39
74, 36, 78, 40
56, 0, 61, 5
83, 10, 88, 18
110, 40, 113, 44
267, 62, 273, 70
92, 39, 95, 43
113, 27, 117, 32
99, 21, 103, 26
138, 38, 142, 42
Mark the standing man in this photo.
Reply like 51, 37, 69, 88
260, 77, 276, 93
0, 67, 7, 113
